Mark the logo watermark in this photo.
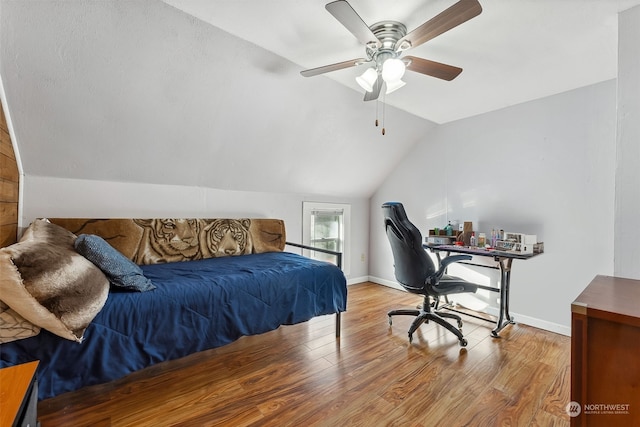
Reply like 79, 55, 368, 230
565, 401, 581, 417
565, 401, 630, 417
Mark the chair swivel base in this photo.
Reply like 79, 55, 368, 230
388, 307, 468, 347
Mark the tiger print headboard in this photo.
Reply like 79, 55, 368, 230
49, 218, 286, 265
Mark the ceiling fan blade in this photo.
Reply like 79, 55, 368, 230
326, 1, 381, 48
363, 75, 382, 101
395, 0, 482, 52
404, 56, 462, 81
300, 58, 366, 77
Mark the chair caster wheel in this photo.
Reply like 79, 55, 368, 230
408, 333, 413, 343
459, 338, 468, 347
457, 320, 463, 328
388, 317, 392, 326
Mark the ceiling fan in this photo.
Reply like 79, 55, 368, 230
301, 0, 483, 101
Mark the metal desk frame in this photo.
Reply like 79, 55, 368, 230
424, 244, 541, 337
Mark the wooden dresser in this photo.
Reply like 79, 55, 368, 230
0, 360, 39, 427
571, 275, 640, 426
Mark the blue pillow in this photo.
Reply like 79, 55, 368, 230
74, 234, 156, 292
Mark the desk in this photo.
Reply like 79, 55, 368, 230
424, 244, 541, 337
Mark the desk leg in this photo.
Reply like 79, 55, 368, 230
492, 258, 515, 337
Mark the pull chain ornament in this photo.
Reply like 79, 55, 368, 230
381, 91, 386, 135
373, 90, 386, 135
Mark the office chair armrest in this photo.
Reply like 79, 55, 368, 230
428, 255, 473, 285
440, 254, 472, 268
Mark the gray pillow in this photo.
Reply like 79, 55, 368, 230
0, 219, 110, 342
75, 234, 156, 292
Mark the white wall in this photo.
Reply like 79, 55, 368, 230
615, 5, 640, 279
5, 0, 637, 336
0, 0, 435, 200
21, 176, 370, 284
369, 80, 618, 335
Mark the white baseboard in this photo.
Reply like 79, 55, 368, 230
366, 276, 570, 336
347, 276, 370, 286
508, 313, 570, 336
366, 276, 404, 291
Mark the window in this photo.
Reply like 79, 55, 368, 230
302, 202, 350, 275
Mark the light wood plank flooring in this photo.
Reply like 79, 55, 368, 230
38, 282, 571, 426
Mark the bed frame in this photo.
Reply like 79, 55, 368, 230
0, 104, 347, 400
286, 241, 343, 336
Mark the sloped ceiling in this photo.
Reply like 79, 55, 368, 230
0, 0, 434, 199
164, 0, 640, 124
2, 1, 639, 198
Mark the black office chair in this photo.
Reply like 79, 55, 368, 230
382, 202, 478, 347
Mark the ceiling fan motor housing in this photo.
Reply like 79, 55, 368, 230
366, 21, 407, 66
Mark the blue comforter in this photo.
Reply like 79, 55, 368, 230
0, 252, 347, 400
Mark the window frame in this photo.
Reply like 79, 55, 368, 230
302, 201, 351, 275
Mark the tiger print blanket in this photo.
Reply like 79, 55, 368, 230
49, 218, 286, 265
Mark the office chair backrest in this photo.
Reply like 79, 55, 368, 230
382, 202, 437, 292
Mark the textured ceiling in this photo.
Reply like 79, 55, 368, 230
164, 0, 640, 124
3, 0, 640, 200
0, 0, 435, 199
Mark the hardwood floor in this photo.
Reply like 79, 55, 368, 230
38, 282, 571, 427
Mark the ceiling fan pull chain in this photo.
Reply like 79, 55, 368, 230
382, 92, 386, 135
375, 97, 379, 127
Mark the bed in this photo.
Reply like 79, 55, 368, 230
0, 216, 347, 400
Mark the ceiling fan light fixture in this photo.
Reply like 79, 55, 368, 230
385, 79, 406, 94
356, 67, 378, 92
302, 0, 482, 107
381, 58, 406, 83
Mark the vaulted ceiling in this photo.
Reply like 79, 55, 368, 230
1, 0, 638, 199
164, 0, 640, 123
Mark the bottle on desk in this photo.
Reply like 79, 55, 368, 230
444, 221, 453, 236
470, 232, 476, 247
